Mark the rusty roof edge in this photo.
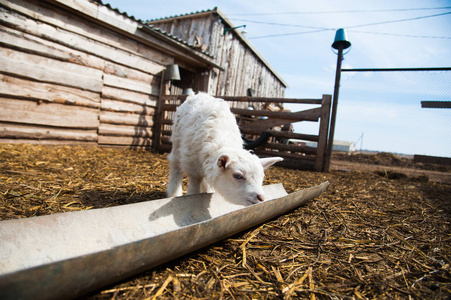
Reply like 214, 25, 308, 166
146, 7, 218, 23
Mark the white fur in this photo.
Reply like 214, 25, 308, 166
166, 93, 283, 205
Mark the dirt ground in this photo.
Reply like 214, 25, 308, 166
1, 144, 450, 299
331, 152, 451, 185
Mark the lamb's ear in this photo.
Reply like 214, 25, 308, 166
260, 157, 283, 170
217, 154, 231, 169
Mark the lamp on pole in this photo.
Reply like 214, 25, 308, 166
325, 28, 351, 171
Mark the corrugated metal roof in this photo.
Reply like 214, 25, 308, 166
147, 8, 217, 22
93, 0, 145, 23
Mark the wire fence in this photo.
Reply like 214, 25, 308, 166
337, 68, 451, 157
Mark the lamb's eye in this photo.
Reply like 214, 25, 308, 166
233, 173, 244, 180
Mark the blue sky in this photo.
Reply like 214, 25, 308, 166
104, 0, 451, 156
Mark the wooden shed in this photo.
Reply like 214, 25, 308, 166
0, 0, 287, 149
148, 7, 287, 98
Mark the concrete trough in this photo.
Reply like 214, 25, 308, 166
0, 182, 329, 299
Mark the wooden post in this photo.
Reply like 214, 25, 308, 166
315, 94, 332, 172
153, 71, 166, 152
324, 46, 344, 171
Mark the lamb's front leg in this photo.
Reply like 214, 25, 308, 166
201, 179, 214, 193
187, 176, 202, 195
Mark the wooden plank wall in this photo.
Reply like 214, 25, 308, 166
0, 0, 169, 148
149, 14, 286, 99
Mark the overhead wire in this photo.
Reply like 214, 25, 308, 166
228, 6, 451, 16
234, 11, 451, 39
250, 29, 331, 39
348, 30, 451, 40
345, 11, 451, 29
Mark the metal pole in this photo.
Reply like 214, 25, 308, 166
324, 46, 344, 171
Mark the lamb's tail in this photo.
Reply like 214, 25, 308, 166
166, 155, 183, 197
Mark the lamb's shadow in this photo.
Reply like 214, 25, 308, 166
79, 190, 167, 208
78, 188, 213, 228
148, 193, 213, 227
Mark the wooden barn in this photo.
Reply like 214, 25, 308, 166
0, 0, 286, 147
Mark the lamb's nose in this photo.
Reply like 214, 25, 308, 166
256, 194, 264, 202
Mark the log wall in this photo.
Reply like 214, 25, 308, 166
0, 0, 168, 148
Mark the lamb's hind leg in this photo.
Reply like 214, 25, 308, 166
187, 176, 202, 195
166, 156, 183, 197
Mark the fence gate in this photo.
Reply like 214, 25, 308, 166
153, 94, 332, 171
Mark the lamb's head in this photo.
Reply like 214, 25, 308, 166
212, 148, 283, 206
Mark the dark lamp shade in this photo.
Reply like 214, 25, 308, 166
332, 28, 351, 50
164, 64, 181, 81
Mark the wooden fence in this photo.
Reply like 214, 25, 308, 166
153, 94, 332, 171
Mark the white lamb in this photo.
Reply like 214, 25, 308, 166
166, 93, 283, 205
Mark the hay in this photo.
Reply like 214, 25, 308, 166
1, 144, 450, 299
